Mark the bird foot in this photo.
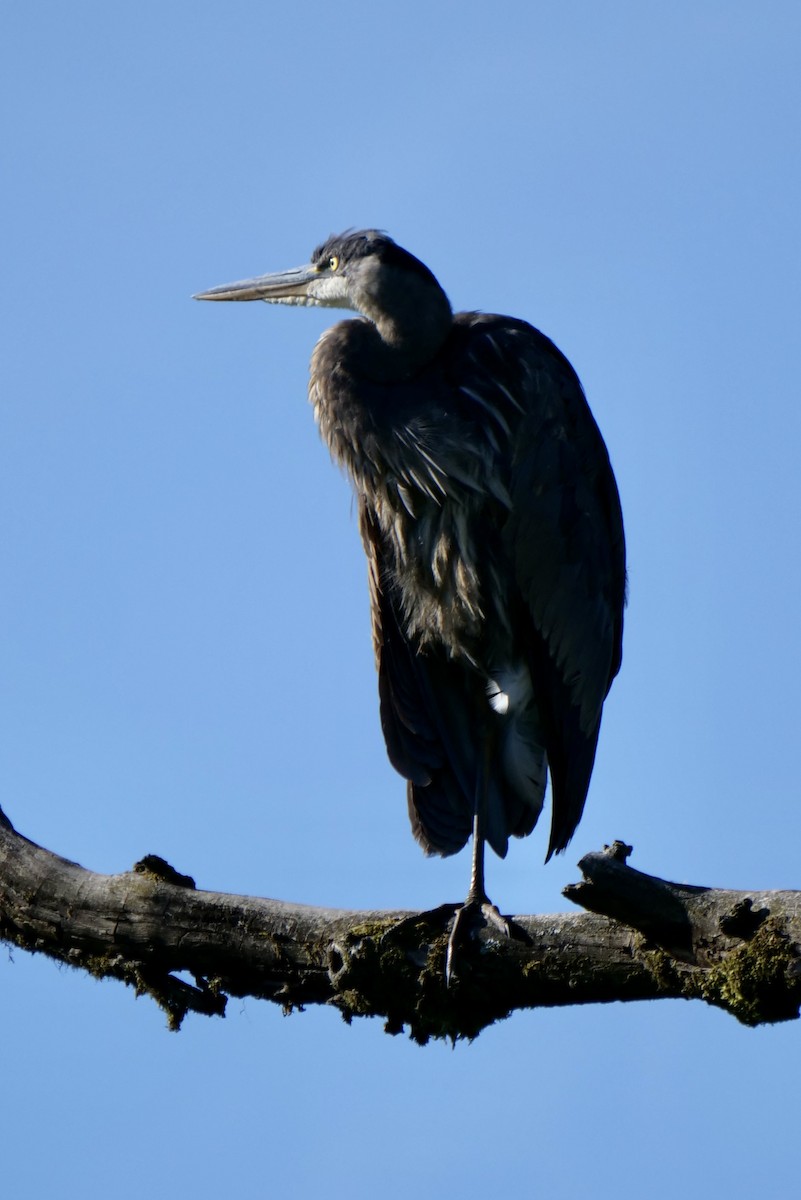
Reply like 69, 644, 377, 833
445, 896, 512, 986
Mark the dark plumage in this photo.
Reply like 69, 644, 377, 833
196, 230, 625, 887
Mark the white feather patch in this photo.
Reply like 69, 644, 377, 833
486, 663, 533, 715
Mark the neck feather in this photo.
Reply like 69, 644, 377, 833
354, 261, 453, 377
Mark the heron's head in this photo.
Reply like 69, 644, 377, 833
195, 230, 453, 361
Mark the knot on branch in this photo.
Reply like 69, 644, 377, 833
133, 855, 196, 890
719, 898, 770, 940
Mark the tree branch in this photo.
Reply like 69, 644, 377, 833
2, 808, 799, 1040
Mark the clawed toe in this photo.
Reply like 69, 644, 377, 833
445, 896, 512, 986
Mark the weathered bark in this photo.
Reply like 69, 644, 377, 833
1, 807, 799, 1041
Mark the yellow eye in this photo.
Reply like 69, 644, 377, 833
328, 255, 339, 271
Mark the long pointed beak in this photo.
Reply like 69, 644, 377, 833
193, 264, 319, 303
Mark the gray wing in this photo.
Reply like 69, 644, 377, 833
359, 502, 474, 855
482, 320, 625, 855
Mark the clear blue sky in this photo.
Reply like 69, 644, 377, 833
3, 4, 801, 1197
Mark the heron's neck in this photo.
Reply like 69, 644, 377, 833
376, 311, 452, 374
355, 270, 453, 379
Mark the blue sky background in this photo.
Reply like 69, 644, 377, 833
3, 4, 801, 1197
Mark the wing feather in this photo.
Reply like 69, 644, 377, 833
492, 324, 625, 854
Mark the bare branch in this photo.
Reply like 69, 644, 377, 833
2, 809, 800, 1040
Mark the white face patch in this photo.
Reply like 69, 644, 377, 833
306, 273, 357, 310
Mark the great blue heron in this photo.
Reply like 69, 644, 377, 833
196, 230, 625, 964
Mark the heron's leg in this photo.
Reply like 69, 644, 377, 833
466, 741, 490, 903
446, 730, 510, 984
